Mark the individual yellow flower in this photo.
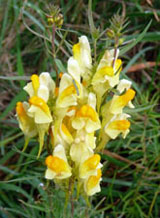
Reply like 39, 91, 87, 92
27, 96, 52, 158
16, 101, 37, 138
56, 74, 78, 108
70, 128, 97, 163
67, 57, 83, 97
70, 141, 93, 163
45, 144, 72, 180
79, 154, 102, 179
51, 122, 73, 148
28, 96, 52, 124
104, 113, 131, 139
84, 169, 102, 196
117, 79, 135, 108
72, 104, 100, 133
108, 88, 135, 114
72, 36, 92, 73
24, 72, 55, 101
72, 93, 101, 133
92, 49, 122, 96
102, 88, 135, 117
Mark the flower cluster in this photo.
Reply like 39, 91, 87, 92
16, 35, 135, 196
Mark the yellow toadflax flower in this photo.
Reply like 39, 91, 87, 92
51, 122, 73, 148
72, 36, 92, 81
117, 79, 135, 108
104, 113, 131, 139
45, 144, 72, 179
24, 72, 55, 101
108, 88, 135, 115
16, 101, 37, 150
67, 57, 83, 98
28, 95, 53, 158
56, 73, 78, 108
92, 49, 122, 96
79, 154, 102, 179
84, 169, 102, 196
19, 73, 55, 158
70, 129, 95, 163
28, 96, 52, 124
72, 92, 101, 133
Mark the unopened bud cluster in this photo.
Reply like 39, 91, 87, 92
46, 5, 63, 28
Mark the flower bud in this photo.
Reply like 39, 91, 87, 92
106, 29, 115, 39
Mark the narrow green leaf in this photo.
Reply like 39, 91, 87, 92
0, 90, 26, 120
0, 0, 10, 51
0, 76, 30, 81
0, 184, 32, 200
120, 20, 152, 55
23, 10, 45, 31
55, 58, 66, 72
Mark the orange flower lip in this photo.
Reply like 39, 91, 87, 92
16, 102, 26, 117
87, 169, 102, 190
108, 120, 130, 130
45, 155, 69, 173
83, 154, 101, 170
29, 96, 50, 115
76, 105, 98, 122
97, 66, 114, 77
112, 88, 136, 109
59, 85, 77, 101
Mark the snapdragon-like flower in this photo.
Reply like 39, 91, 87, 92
45, 144, 72, 179
79, 154, 102, 179
72, 92, 101, 133
24, 72, 55, 100
104, 113, 131, 139
17, 73, 55, 157
16, 101, 37, 150
16, 34, 136, 199
92, 49, 122, 96
56, 73, 78, 108
84, 169, 102, 196
72, 35, 92, 82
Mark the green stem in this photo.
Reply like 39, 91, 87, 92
112, 37, 119, 68
96, 132, 110, 152
52, 24, 59, 86
94, 38, 97, 62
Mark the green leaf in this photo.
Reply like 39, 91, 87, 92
120, 20, 152, 55
23, 10, 45, 31
55, 58, 66, 72
0, 183, 32, 200
0, 76, 30, 81
0, 90, 26, 120
101, 154, 126, 167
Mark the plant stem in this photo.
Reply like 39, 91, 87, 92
94, 38, 97, 62
52, 24, 59, 86
69, 176, 74, 218
70, 193, 74, 218
112, 37, 119, 68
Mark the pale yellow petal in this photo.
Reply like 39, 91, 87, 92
110, 89, 135, 114
23, 82, 34, 97
70, 142, 93, 163
85, 169, 102, 196
28, 105, 52, 124
45, 168, 56, 179
37, 85, 49, 102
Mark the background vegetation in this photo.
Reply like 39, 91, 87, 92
0, 0, 160, 217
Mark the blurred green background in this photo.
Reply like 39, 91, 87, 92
0, 0, 160, 217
